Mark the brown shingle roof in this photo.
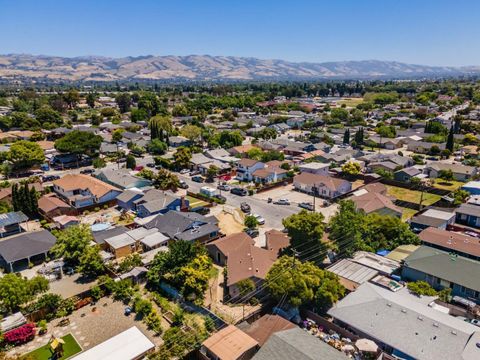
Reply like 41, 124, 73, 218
202, 325, 258, 360
352, 191, 402, 215
419, 227, 480, 258
243, 315, 296, 346
53, 174, 120, 198
38, 194, 70, 213
265, 229, 290, 258
238, 158, 261, 167
294, 173, 349, 191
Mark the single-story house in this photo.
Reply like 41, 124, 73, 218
298, 162, 330, 176
168, 135, 191, 148
394, 167, 422, 182
351, 191, 402, 218
410, 208, 455, 232
116, 188, 145, 211
425, 163, 477, 182
95, 168, 152, 190
38, 194, 75, 219
0, 211, 29, 238
418, 227, 480, 261
201, 325, 259, 360
293, 173, 352, 199
455, 203, 480, 228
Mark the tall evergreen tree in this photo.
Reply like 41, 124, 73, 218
446, 126, 454, 153
343, 129, 350, 144
354, 127, 364, 145
11, 183, 19, 211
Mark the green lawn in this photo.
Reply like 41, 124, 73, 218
432, 179, 464, 191
26, 334, 82, 360
386, 185, 442, 207
336, 98, 364, 107
186, 195, 209, 209
400, 207, 418, 222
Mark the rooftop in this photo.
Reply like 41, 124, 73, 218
202, 325, 258, 360
419, 227, 480, 258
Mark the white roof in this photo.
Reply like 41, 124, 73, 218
421, 209, 455, 220
104, 233, 136, 249
72, 326, 154, 360
463, 181, 480, 189
140, 232, 169, 248
299, 162, 330, 169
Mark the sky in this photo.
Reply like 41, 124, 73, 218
1, 0, 479, 66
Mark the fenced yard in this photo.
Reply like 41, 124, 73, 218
386, 185, 442, 207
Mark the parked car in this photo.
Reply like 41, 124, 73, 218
41, 175, 60, 182
146, 163, 155, 168
244, 228, 259, 238
217, 184, 231, 191
192, 175, 205, 183
180, 169, 190, 175
252, 213, 265, 225
179, 180, 189, 189
299, 202, 314, 211
471, 319, 480, 327
274, 198, 290, 205
240, 202, 251, 213
80, 168, 95, 175
214, 194, 227, 202
230, 187, 247, 196
134, 165, 144, 171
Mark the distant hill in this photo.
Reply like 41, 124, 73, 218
0, 54, 479, 82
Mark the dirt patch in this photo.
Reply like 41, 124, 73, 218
216, 211, 244, 235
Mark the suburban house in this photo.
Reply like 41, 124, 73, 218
206, 232, 278, 298
95, 168, 152, 190
298, 162, 330, 175
461, 181, 480, 195
52, 174, 122, 209
293, 173, 352, 199
168, 135, 191, 148
236, 159, 265, 182
402, 245, 480, 303
264, 229, 290, 258
394, 167, 422, 182
145, 211, 220, 243
132, 189, 188, 218
116, 188, 145, 211
410, 208, 456, 232
229, 144, 259, 157
0, 230, 57, 272
251, 167, 287, 184
201, 325, 259, 360
351, 191, 402, 218
407, 141, 446, 154
425, 163, 477, 182
102, 227, 168, 259
252, 328, 348, 360
53, 215, 80, 229
328, 282, 480, 360
418, 227, 480, 261
38, 194, 75, 220
0, 211, 29, 238
241, 315, 296, 347
455, 203, 480, 228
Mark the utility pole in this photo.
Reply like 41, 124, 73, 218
419, 183, 425, 211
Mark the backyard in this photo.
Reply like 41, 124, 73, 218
386, 185, 442, 207
186, 195, 209, 209
25, 334, 82, 360
400, 207, 418, 222
432, 179, 464, 191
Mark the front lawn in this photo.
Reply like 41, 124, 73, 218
386, 185, 442, 206
26, 334, 82, 360
432, 179, 464, 191
186, 195, 209, 209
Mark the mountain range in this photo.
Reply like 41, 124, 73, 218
0, 54, 479, 82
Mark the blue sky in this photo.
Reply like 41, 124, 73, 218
1, 0, 479, 66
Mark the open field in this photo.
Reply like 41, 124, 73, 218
386, 185, 442, 207
432, 179, 463, 191
26, 334, 82, 360
337, 98, 364, 107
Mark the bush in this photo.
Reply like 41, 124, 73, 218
133, 297, 153, 317
407, 281, 437, 297
145, 309, 163, 334
90, 285, 103, 301
4, 323, 36, 345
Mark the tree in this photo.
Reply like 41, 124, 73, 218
8, 141, 44, 171
246, 147, 264, 161
315, 271, 346, 312
92, 157, 106, 169
154, 169, 180, 191
115, 93, 132, 113
149, 115, 173, 142
446, 126, 454, 152
282, 210, 326, 260
354, 127, 364, 146
51, 224, 93, 266
244, 215, 259, 229
206, 165, 219, 182
137, 168, 155, 180
86, 93, 96, 108
407, 281, 437, 297
130, 108, 148, 123
111, 128, 125, 143
12, 183, 38, 217
126, 154, 136, 169
0, 274, 49, 313
453, 189, 469, 205
208, 130, 243, 148
34, 105, 62, 126
438, 169, 454, 182
258, 127, 277, 140
342, 128, 350, 144
177, 254, 212, 304
173, 146, 192, 169
341, 161, 361, 176
55, 130, 102, 157
147, 138, 167, 155
329, 200, 364, 256
180, 124, 202, 143
236, 278, 256, 297
376, 125, 396, 138
77, 245, 105, 278
64, 89, 80, 109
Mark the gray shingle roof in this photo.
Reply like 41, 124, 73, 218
0, 211, 28, 228
252, 328, 348, 360
0, 230, 57, 263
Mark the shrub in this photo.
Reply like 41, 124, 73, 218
407, 281, 437, 297
133, 297, 153, 317
145, 310, 163, 334
90, 285, 103, 301
4, 323, 36, 345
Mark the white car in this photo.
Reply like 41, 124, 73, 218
274, 198, 290, 205
252, 213, 265, 225
180, 169, 190, 175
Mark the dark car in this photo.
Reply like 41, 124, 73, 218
230, 187, 247, 196
191, 175, 205, 183
240, 202, 251, 213
244, 228, 259, 238
80, 168, 95, 175
179, 180, 189, 189
214, 194, 227, 202
41, 175, 60, 182
299, 202, 314, 211
146, 163, 155, 168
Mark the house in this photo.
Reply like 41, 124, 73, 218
455, 203, 480, 228
252, 328, 348, 360
241, 315, 295, 347
461, 181, 480, 195
72, 326, 155, 360
268, 123, 290, 134
95, 168, 152, 190
207, 233, 278, 298
168, 135, 191, 148
0, 230, 57, 272
205, 149, 239, 164
425, 163, 477, 182
368, 161, 399, 173
418, 227, 480, 261
298, 162, 330, 176
327, 258, 380, 291
0, 211, 29, 238
92, 226, 129, 248
229, 144, 259, 157
236, 159, 265, 182
201, 325, 259, 360
251, 167, 287, 184
53, 174, 122, 209
38, 194, 74, 219
293, 173, 351, 199
410, 208, 455, 232
102, 227, 168, 259
145, 211, 220, 243
407, 141, 446, 154
402, 245, 480, 303
394, 167, 422, 182
136, 192, 187, 218
264, 229, 290, 258
53, 215, 79, 229
116, 188, 144, 211
328, 282, 480, 360
351, 191, 402, 218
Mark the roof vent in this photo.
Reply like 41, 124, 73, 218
401, 309, 407, 313
433, 322, 439, 327
451, 331, 457, 336
387, 303, 392, 307
418, 316, 424, 321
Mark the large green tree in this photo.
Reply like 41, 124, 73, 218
173, 146, 192, 169
149, 115, 173, 142
154, 169, 180, 191
0, 274, 49, 313
77, 245, 105, 278
55, 130, 102, 157
51, 224, 94, 266
8, 140, 45, 171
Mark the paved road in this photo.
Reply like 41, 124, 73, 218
177, 174, 300, 230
